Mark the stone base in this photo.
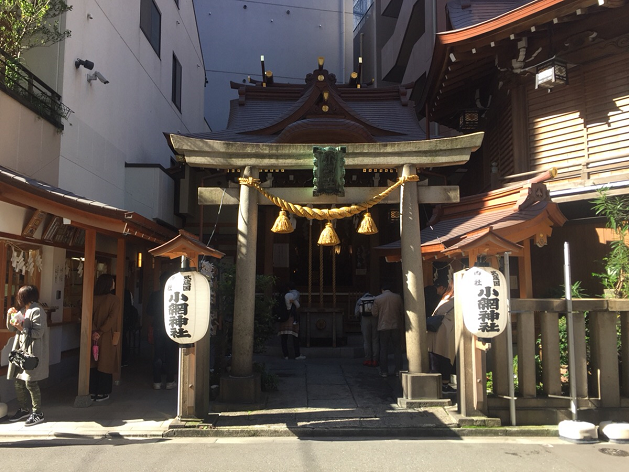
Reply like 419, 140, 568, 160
212, 373, 264, 412
401, 372, 442, 399
398, 398, 452, 408
73, 394, 92, 408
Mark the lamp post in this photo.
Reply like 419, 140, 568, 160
149, 230, 224, 422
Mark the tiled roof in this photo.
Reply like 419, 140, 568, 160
179, 80, 425, 144
0, 165, 176, 243
0, 165, 121, 213
421, 200, 549, 246
446, 0, 531, 30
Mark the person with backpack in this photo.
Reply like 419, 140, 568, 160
276, 282, 305, 360
354, 292, 378, 366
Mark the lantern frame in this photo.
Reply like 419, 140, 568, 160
535, 57, 568, 90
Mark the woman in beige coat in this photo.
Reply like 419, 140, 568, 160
427, 284, 456, 392
6, 285, 49, 425
90, 274, 121, 401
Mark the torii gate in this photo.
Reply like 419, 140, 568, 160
168, 132, 484, 406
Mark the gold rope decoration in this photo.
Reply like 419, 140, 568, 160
239, 174, 419, 220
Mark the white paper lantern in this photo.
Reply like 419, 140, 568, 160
461, 265, 508, 338
164, 271, 211, 344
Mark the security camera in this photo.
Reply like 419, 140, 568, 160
75, 58, 94, 70
87, 71, 109, 84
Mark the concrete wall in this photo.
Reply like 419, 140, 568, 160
194, 0, 354, 131
22, 0, 209, 219
125, 166, 176, 225
0, 93, 62, 184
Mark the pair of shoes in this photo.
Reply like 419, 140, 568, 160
153, 382, 162, 390
380, 372, 388, 378
25, 411, 44, 426
283, 356, 289, 360
292, 321, 299, 325
9, 408, 30, 422
295, 355, 306, 360
442, 384, 456, 393
94, 394, 110, 402
165, 381, 176, 390
363, 360, 371, 366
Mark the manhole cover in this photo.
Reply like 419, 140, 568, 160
599, 448, 629, 457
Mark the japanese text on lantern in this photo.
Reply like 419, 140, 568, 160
168, 284, 192, 339
474, 271, 501, 333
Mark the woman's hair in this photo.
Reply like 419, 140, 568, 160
16, 285, 39, 308
94, 274, 115, 296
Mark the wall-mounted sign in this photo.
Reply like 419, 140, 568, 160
164, 271, 211, 344
461, 266, 508, 338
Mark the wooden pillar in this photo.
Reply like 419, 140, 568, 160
454, 270, 480, 416
75, 228, 96, 407
516, 310, 537, 398
511, 84, 530, 175
113, 238, 125, 384
572, 313, 588, 398
189, 256, 211, 419
590, 310, 621, 407
621, 310, 629, 398
540, 311, 562, 396
400, 164, 427, 374
0, 241, 6, 316
519, 239, 533, 299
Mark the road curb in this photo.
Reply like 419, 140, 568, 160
163, 425, 560, 438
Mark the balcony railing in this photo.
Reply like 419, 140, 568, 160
0, 47, 71, 129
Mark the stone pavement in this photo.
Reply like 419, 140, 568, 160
0, 338, 557, 440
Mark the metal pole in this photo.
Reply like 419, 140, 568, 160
503, 253, 516, 426
564, 242, 578, 420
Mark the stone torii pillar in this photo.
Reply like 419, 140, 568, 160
217, 166, 264, 408
398, 164, 442, 406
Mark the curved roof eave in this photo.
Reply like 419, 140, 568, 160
418, 0, 597, 111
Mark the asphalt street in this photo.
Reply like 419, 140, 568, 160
1, 436, 628, 472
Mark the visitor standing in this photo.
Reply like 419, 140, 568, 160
354, 292, 378, 366
6, 285, 49, 426
372, 285, 404, 377
90, 274, 121, 402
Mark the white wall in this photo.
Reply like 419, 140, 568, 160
24, 0, 209, 218
125, 166, 176, 225
0, 94, 61, 185
194, 0, 354, 131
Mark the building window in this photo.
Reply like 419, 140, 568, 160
140, 0, 161, 56
172, 53, 182, 111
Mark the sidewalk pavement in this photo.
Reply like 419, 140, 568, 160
0, 339, 558, 440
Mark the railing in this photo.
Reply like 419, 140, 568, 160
472, 298, 629, 425
0, 47, 71, 129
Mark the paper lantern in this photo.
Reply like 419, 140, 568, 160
461, 265, 508, 338
164, 271, 211, 344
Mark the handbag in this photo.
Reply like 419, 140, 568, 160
9, 331, 39, 371
426, 314, 444, 332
